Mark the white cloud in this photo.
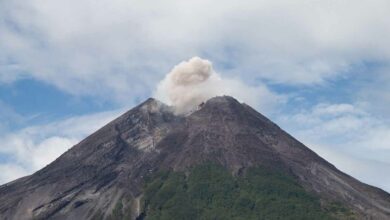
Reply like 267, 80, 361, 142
355, 67, 390, 119
0, 164, 29, 184
0, 100, 25, 133
1, 0, 390, 102
0, 109, 122, 184
276, 102, 390, 192
305, 142, 390, 193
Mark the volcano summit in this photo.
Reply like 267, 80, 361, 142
0, 96, 389, 220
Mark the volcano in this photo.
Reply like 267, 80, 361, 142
0, 96, 389, 220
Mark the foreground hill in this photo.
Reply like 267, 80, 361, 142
0, 96, 389, 219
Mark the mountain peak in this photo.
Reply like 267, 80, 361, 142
137, 95, 241, 117
0, 96, 389, 219
205, 95, 240, 104
138, 97, 169, 113
188, 95, 244, 117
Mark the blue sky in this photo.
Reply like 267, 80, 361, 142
1, 0, 390, 192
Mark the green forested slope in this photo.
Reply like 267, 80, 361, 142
141, 164, 354, 220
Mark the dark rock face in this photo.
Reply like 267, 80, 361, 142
0, 96, 389, 219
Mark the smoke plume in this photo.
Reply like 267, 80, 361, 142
155, 57, 283, 115
155, 57, 219, 114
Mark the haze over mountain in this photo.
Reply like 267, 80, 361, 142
0, 95, 389, 220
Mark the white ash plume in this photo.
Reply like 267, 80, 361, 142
155, 57, 284, 115
155, 57, 222, 114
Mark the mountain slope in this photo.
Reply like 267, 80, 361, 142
0, 96, 389, 220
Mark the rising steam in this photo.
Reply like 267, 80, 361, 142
155, 57, 282, 115
155, 57, 222, 114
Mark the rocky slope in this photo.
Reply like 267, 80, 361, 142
0, 96, 389, 219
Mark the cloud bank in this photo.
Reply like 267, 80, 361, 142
276, 103, 390, 191
0, 110, 121, 184
1, 0, 390, 102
